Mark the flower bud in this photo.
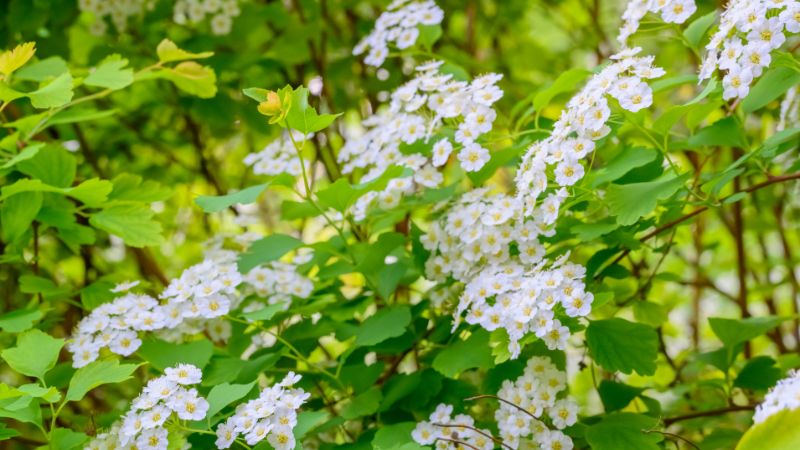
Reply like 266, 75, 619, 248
257, 91, 281, 116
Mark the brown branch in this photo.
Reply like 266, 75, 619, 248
432, 423, 511, 450
435, 437, 480, 450
596, 172, 800, 279
662, 404, 755, 426
464, 395, 539, 421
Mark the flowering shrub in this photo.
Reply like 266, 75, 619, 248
2, 1, 800, 450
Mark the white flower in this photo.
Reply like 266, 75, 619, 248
111, 280, 140, 293
457, 143, 490, 172
165, 363, 203, 385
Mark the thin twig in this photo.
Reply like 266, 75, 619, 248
464, 395, 539, 421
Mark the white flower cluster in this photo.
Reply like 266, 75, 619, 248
243, 131, 311, 177
243, 260, 315, 306
700, 0, 800, 100
411, 403, 495, 450
754, 369, 800, 424
77, 0, 150, 35
67, 292, 153, 368
412, 357, 577, 450
515, 47, 666, 216
68, 252, 242, 368
339, 60, 503, 220
215, 372, 310, 449
495, 357, 578, 449
84, 364, 209, 450
421, 189, 592, 358
618, 0, 697, 45
353, 0, 444, 67
173, 0, 241, 35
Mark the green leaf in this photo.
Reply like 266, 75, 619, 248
237, 233, 304, 273
240, 302, 286, 322
206, 382, 255, 418
47, 108, 116, 126
84, 54, 134, 90
66, 359, 139, 402
736, 408, 800, 450
585, 413, 663, 450
598, 380, 644, 412
586, 318, 658, 376
743, 66, 800, 113
0, 308, 43, 333
49, 428, 89, 450
0, 190, 41, 242
633, 301, 668, 327
589, 147, 658, 187
293, 410, 329, 442
355, 306, 411, 347
17, 144, 76, 187
341, 386, 382, 419
432, 328, 495, 378
156, 39, 214, 63
372, 422, 426, 450
0, 178, 112, 206
283, 86, 340, 133
735, 356, 782, 391
606, 173, 688, 226
108, 173, 171, 202
89, 204, 164, 247
242, 87, 270, 102
196, 183, 269, 213
688, 116, 747, 148
316, 165, 412, 212
1, 329, 64, 379
417, 25, 443, 50
154, 62, 217, 98
137, 338, 214, 371
15, 56, 68, 82
709, 316, 784, 348
533, 68, 592, 112
1, 142, 43, 169
28, 72, 73, 108
683, 12, 717, 50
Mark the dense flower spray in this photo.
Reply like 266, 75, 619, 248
515, 47, 667, 215
84, 364, 209, 450
77, 0, 151, 35
353, 0, 444, 67
422, 189, 592, 357
67, 235, 317, 366
618, 0, 697, 45
173, 0, 241, 35
215, 372, 310, 449
412, 356, 578, 450
244, 130, 311, 177
700, 0, 800, 100
339, 60, 503, 220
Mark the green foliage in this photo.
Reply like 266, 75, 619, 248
1, 329, 63, 380
65, 360, 138, 402
2, 2, 800, 449
585, 413, 663, 450
586, 318, 659, 376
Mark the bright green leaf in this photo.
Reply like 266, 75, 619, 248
606, 172, 688, 226
84, 54, 134, 90
355, 306, 411, 347
66, 359, 139, 402
586, 318, 658, 376
1, 329, 64, 380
